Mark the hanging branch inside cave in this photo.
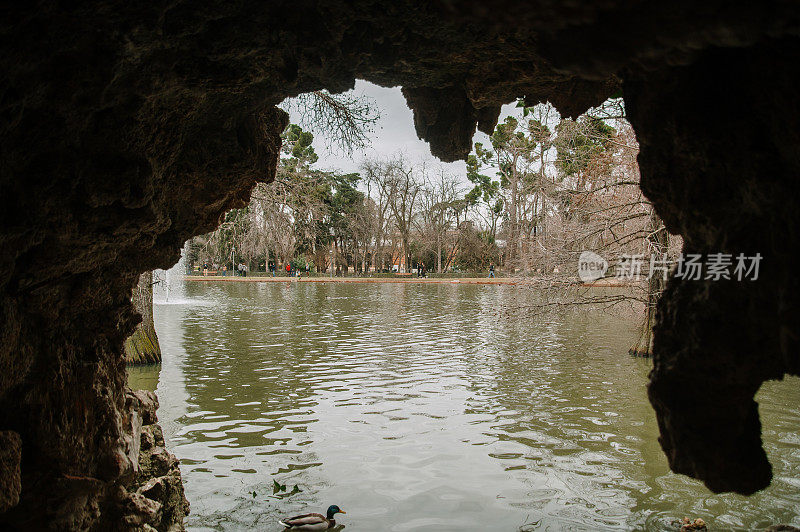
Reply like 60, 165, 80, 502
283, 89, 381, 154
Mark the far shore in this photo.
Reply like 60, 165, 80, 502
184, 275, 636, 287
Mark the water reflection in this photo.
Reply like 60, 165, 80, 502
128, 282, 800, 531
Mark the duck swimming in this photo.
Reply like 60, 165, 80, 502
278, 505, 346, 531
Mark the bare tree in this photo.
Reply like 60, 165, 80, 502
506, 99, 682, 355
283, 90, 380, 153
362, 155, 421, 272
418, 168, 463, 273
362, 160, 394, 272
385, 157, 421, 273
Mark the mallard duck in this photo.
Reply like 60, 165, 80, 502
278, 505, 346, 531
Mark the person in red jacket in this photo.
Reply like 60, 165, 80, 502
286, 263, 291, 276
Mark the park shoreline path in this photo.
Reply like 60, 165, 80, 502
186, 275, 521, 285
184, 276, 634, 287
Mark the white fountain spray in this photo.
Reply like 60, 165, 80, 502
155, 241, 189, 305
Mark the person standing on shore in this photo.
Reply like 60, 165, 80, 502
489, 264, 495, 278
286, 263, 291, 276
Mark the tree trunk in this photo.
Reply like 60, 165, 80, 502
124, 271, 161, 364
402, 235, 409, 273
437, 236, 442, 273
631, 209, 669, 356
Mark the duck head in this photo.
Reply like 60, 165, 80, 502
326, 505, 345, 519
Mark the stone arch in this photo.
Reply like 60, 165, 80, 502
2, 2, 799, 528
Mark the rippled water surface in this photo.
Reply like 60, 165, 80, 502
128, 281, 800, 531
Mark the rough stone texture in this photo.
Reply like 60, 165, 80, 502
118, 390, 189, 531
130, 390, 159, 427
624, 38, 800, 495
1, 1, 800, 528
0, 430, 22, 512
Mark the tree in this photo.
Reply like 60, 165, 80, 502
554, 117, 615, 192
466, 107, 561, 270
124, 271, 161, 364
453, 222, 500, 272
282, 89, 380, 153
200, 124, 380, 275
509, 99, 680, 356
328, 172, 365, 273
246, 124, 328, 269
464, 147, 502, 243
371, 156, 421, 273
418, 169, 462, 273
362, 159, 395, 272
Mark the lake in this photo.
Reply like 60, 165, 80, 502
127, 281, 800, 531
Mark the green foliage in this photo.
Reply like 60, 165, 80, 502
290, 256, 310, 271
282, 123, 318, 165
554, 117, 615, 177
464, 144, 503, 235
465, 148, 501, 207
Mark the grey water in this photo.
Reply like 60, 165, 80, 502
127, 281, 800, 531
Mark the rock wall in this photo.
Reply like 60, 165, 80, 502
0, 431, 22, 513
624, 38, 800, 495
2, 1, 800, 528
117, 390, 189, 531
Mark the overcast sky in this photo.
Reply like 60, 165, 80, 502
283, 80, 520, 182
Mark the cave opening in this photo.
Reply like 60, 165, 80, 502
2, 3, 800, 530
